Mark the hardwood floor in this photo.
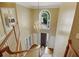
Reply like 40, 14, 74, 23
48, 48, 53, 54
41, 47, 53, 57
25, 45, 53, 57
25, 45, 40, 57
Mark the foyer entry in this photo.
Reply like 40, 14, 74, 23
41, 33, 47, 47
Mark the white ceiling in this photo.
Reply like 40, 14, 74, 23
16, 2, 63, 9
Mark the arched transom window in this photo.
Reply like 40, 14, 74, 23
39, 10, 51, 29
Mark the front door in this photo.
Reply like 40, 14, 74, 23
41, 33, 47, 47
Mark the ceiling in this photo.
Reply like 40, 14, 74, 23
16, 2, 63, 9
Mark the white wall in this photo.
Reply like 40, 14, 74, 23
0, 14, 5, 39
33, 33, 38, 45
53, 3, 77, 57
16, 4, 32, 50
48, 35, 55, 48
33, 33, 40, 45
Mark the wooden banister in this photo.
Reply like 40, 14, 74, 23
0, 24, 18, 49
64, 41, 69, 56
0, 44, 39, 57
0, 29, 14, 49
64, 40, 79, 57
0, 46, 28, 56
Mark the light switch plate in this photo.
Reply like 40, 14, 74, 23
76, 33, 79, 39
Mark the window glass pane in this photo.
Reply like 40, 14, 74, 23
1, 8, 16, 33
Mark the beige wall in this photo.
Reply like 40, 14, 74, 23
69, 3, 79, 55
50, 8, 59, 36
53, 2, 77, 57
32, 8, 59, 36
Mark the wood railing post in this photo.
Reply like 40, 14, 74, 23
64, 39, 79, 57
64, 40, 71, 57
12, 25, 19, 56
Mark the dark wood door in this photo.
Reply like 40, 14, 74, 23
41, 33, 47, 47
